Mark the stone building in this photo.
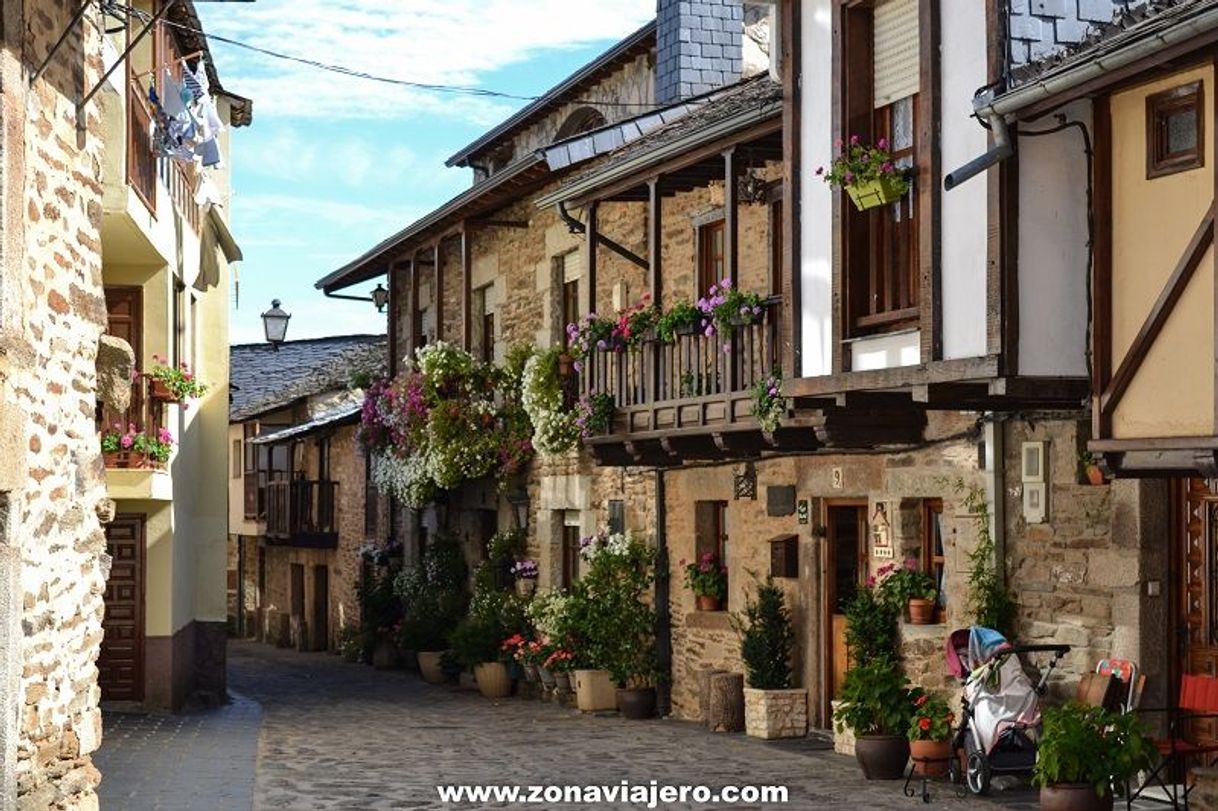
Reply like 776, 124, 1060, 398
92, 0, 252, 714
227, 335, 386, 653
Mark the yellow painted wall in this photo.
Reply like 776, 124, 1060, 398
1110, 66, 1215, 439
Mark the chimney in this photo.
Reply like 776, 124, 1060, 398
655, 0, 745, 105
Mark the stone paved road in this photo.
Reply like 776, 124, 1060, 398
226, 641, 1038, 811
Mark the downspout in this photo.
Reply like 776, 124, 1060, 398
943, 113, 1011, 191
985, 419, 1008, 592
556, 202, 650, 270
654, 468, 672, 717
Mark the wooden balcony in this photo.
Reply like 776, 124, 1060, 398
127, 83, 157, 212
266, 480, 338, 548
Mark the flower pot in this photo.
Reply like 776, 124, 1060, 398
909, 739, 952, 777
1039, 784, 1114, 811
372, 640, 401, 670
854, 735, 910, 780
473, 661, 513, 699
573, 668, 617, 712
696, 595, 722, 612
845, 175, 908, 211
149, 378, 180, 403
515, 578, 537, 598
417, 650, 448, 685
554, 671, 572, 694
558, 353, 574, 377
103, 451, 151, 469
675, 321, 700, 337
616, 687, 657, 720
1085, 464, 1106, 486
536, 665, 557, 690
743, 688, 808, 740
522, 663, 539, 683
908, 598, 936, 625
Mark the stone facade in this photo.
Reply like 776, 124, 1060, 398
743, 688, 808, 739
1, 3, 111, 808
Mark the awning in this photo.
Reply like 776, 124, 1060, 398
249, 403, 361, 446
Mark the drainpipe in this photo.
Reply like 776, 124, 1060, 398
654, 468, 672, 716
943, 114, 1012, 191
985, 418, 1008, 591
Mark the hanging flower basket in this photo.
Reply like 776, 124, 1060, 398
845, 175, 909, 212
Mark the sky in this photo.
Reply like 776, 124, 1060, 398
195, 1, 656, 345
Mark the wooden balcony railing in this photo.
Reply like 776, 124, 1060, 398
127, 83, 157, 212
266, 480, 339, 547
159, 157, 201, 233
578, 297, 783, 438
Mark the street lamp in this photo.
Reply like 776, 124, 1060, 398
261, 299, 291, 350
371, 283, 390, 313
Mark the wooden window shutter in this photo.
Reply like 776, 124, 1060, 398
695, 501, 718, 559
562, 250, 582, 283
872, 0, 920, 108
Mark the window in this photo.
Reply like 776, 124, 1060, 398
560, 512, 582, 588
363, 452, 379, 537
173, 280, 186, 367
242, 424, 258, 519
922, 499, 945, 617
317, 437, 331, 481
562, 278, 580, 349
841, 0, 924, 335
697, 220, 726, 296
694, 501, 729, 608
482, 311, 495, 364
471, 284, 494, 362
232, 439, 242, 479
607, 500, 626, 535
1147, 80, 1204, 178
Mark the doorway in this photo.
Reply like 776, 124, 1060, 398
290, 563, 306, 649
823, 501, 868, 722
100, 515, 146, 702
312, 565, 329, 652
1172, 479, 1218, 743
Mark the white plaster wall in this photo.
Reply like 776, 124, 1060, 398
799, 0, 834, 377
939, 0, 989, 361
850, 329, 920, 371
1017, 102, 1090, 377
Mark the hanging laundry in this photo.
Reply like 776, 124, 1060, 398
146, 56, 225, 170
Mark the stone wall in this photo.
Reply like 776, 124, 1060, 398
1, 3, 110, 808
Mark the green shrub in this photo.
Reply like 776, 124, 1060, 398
735, 579, 795, 690
1032, 702, 1156, 798
833, 656, 917, 737
843, 584, 899, 666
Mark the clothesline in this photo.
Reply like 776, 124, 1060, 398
130, 49, 205, 82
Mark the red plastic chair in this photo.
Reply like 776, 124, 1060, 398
1129, 674, 1218, 809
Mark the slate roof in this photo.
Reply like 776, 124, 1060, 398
1009, 0, 1218, 87
248, 402, 362, 445
229, 335, 386, 423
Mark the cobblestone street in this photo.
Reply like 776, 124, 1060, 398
97, 641, 1054, 810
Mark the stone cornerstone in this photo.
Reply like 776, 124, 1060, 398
1, 3, 110, 809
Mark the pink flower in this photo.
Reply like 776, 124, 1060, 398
843, 171, 855, 184
880, 162, 894, 173
877, 137, 889, 150
120, 435, 133, 449
849, 134, 860, 146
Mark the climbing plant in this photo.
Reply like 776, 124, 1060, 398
953, 479, 1017, 637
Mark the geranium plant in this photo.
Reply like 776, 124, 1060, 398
100, 423, 174, 465
612, 295, 658, 350
876, 558, 937, 610
1032, 702, 1156, 799
543, 647, 575, 673
833, 655, 918, 737
908, 693, 954, 742
752, 372, 785, 433
144, 355, 207, 400
682, 552, 728, 600
574, 392, 614, 438
817, 135, 911, 211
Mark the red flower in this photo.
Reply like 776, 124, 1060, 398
918, 717, 931, 731
914, 695, 928, 707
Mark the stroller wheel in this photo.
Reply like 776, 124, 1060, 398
965, 752, 991, 796
947, 752, 962, 785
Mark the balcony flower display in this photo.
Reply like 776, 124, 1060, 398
360, 341, 535, 509
574, 392, 614, 438
611, 295, 658, 351
655, 300, 701, 344
565, 313, 614, 363
752, 372, 786, 433
817, 135, 911, 211
100, 423, 174, 468
521, 347, 580, 455
144, 355, 207, 402
697, 278, 766, 342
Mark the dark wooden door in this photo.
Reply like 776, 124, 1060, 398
100, 515, 145, 702
312, 565, 329, 651
1176, 479, 1218, 741
824, 502, 868, 720
103, 286, 143, 429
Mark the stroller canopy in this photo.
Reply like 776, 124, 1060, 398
947, 627, 1040, 753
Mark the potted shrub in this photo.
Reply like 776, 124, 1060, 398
394, 537, 467, 683
834, 656, 916, 779
1079, 450, 1106, 486
683, 552, 728, 611
611, 295, 658, 351
908, 693, 955, 777
735, 580, 807, 740
100, 424, 174, 469
1032, 702, 1155, 811
818, 135, 911, 211
696, 278, 766, 339
751, 372, 786, 434
144, 355, 208, 403
877, 559, 939, 625
574, 392, 614, 438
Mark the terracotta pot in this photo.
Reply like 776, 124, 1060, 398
908, 598, 936, 625
1085, 464, 1106, 486
554, 671, 572, 694
696, 595, 722, 612
854, 735, 910, 780
103, 451, 152, 469
149, 378, 180, 403
616, 687, 657, 720
909, 739, 952, 777
573, 668, 617, 712
474, 661, 513, 699
1039, 784, 1114, 811
536, 665, 557, 689
417, 650, 448, 685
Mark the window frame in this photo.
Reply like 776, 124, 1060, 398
696, 219, 726, 296
695, 500, 729, 609
1146, 80, 1205, 179
922, 498, 945, 616
560, 512, 582, 589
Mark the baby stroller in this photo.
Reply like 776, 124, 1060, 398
946, 627, 1070, 795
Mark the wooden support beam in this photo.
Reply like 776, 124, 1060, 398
461, 225, 472, 351
586, 202, 599, 316
469, 219, 531, 229
433, 243, 443, 343
781, 0, 802, 380
724, 147, 739, 287
648, 177, 662, 308
1100, 201, 1216, 417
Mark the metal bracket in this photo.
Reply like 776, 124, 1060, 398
76, 0, 180, 130
29, 0, 96, 87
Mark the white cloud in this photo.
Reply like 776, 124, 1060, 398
232, 192, 427, 232
197, 0, 656, 123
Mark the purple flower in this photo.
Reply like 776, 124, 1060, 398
704, 326, 714, 338
844, 171, 855, 184
739, 306, 749, 316
596, 340, 606, 350
768, 387, 778, 397
877, 137, 889, 150
573, 361, 582, 373
709, 285, 718, 296
849, 134, 860, 146
752, 306, 762, 316
720, 278, 732, 289
880, 162, 894, 173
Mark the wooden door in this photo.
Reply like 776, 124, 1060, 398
824, 502, 868, 717
103, 286, 143, 429
100, 515, 145, 702
1176, 478, 1218, 742
312, 565, 329, 652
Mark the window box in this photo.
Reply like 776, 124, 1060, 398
845, 175, 908, 212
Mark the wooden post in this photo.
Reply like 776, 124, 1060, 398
433, 243, 442, 343
708, 672, 745, 732
586, 202, 599, 316
723, 148, 739, 287
648, 177, 663, 308
699, 668, 728, 724
461, 226, 472, 351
